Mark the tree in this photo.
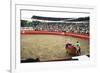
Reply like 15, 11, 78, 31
21, 20, 27, 27
32, 21, 40, 27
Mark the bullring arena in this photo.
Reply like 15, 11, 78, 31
21, 16, 90, 63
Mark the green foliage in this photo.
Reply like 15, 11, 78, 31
32, 21, 41, 26
21, 20, 41, 27
21, 20, 27, 27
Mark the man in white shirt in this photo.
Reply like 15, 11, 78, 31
76, 41, 81, 55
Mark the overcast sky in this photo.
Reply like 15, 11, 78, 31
21, 10, 89, 21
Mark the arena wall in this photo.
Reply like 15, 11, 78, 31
21, 30, 89, 40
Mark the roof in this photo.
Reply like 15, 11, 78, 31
31, 15, 89, 21
31, 15, 71, 21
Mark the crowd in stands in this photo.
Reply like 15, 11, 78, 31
21, 21, 89, 35
27, 21, 89, 35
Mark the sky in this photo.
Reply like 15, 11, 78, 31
21, 10, 90, 21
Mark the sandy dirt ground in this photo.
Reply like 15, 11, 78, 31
21, 35, 89, 61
